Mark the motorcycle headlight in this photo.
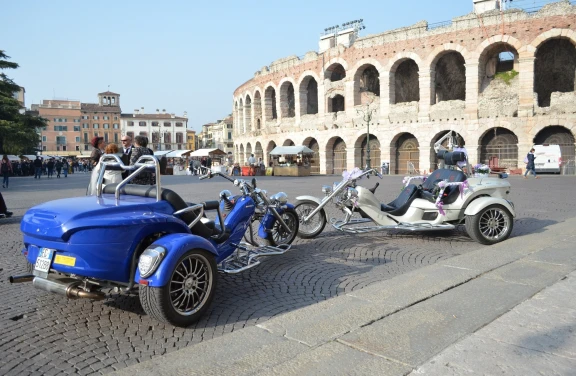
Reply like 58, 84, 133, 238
270, 192, 288, 204
138, 246, 166, 278
347, 188, 359, 199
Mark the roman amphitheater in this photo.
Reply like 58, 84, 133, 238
232, 0, 576, 175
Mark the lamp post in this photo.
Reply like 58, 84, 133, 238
357, 103, 375, 169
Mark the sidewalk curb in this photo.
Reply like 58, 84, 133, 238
111, 217, 576, 376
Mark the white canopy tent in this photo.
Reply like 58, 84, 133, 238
165, 150, 192, 158
189, 148, 227, 157
269, 146, 314, 155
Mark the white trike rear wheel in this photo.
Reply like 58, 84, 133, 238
465, 204, 513, 245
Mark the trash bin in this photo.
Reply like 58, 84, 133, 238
381, 161, 390, 175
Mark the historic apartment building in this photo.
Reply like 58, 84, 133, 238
232, 0, 576, 175
120, 109, 189, 151
34, 100, 82, 155
199, 116, 234, 154
186, 129, 197, 152
80, 91, 122, 152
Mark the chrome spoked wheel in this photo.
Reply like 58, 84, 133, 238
465, 204, 514, 245
294, 201, 326, 239
479, 208, 510, 240
169, 253, 213, 315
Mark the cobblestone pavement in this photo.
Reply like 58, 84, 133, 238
1, 173, 575, 375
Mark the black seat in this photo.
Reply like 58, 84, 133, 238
420, 169, 467, 205
103, 184, 227, 241
378, 184, 419, 217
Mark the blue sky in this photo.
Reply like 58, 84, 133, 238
1, 0, 543, 131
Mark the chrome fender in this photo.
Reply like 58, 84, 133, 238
464, 197, 515, 217
295, 195, 323, 206
135, 233, 218, 287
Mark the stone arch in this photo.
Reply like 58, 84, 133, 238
279, 80, 296, 118
254, 141, 264, 164
530, 28, 576, 51
245, 142, 253, 162
391, 132, 420, 175
303, 136, 320, 174
534, 38, 576, 107
478, 127, 518, 169
430, 50, 466, 103
478, 42, 520, 93
353, 63, 381, 106
324, 61, 347, 81
253, 90, 262, 129
239, 143, 245, 165
266, 140, 277, 166
238, 98, 244, 133
326, 136, 347, 174
298, 75, 319, 115
264, 85, 278, 121
283, 139, 295, 147
354, 133, 381, 169
533, 125, 576, 173
244, 95, 252, 132
391, 58, 420, 104
429, 131, 466, 171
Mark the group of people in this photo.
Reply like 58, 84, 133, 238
87, 134, 156, 193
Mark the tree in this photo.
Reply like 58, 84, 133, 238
0, 50, 46, 154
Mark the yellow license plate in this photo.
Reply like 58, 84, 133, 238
54, 255, 76, 267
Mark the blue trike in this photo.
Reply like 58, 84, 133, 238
10, 155, 299, 326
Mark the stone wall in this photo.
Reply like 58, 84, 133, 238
232, 1, 576, 174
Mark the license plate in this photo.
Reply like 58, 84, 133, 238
35, 248, 54, 273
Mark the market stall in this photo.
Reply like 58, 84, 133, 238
189, 148, 228, 174
269, 145, 314, 177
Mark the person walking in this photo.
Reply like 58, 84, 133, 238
0, 191, 12, 218
46, 158, 55, 178
33, 157, 42, 179
1, 155, 12, 188
55, 159, 62, 178
62, 159, 69, 178
524, 148, 539, 179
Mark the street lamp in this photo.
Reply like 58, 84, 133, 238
357, 103, 375, 169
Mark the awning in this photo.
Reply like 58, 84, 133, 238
165, 150, 192, 158
154, 150, 173, 157
20, 155, 38, 160
6, 155, 20, 161
269, 146, 314, 155
189, 148, 227, 157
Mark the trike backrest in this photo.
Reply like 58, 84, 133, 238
422, 169, 467, 192
103, 183, 189, 217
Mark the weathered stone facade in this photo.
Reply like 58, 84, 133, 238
233, 1, 576, 174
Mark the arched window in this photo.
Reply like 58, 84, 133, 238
279, 82, 295, 118
535, 39, 576, 107
325, 63, 346, 81
433, 51, 466, 103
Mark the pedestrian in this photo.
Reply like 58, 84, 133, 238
1, 155, 12, 188
129, 135, 154, 185
55, 159, 62, 178
524, 148, 539, 179
0, 191, 12, 218
62, 159, 69, 178
120, 135, 133, 179
206, 156, 212, 170
46, 158, 55, 178
200, 157, 207, 174
90, 136, 106, 168
33, 157, 42, 179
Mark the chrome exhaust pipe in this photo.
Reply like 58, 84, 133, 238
32, 277, 106, 301
9, 275, 35, 283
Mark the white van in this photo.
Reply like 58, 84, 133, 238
532, 144, 562, 174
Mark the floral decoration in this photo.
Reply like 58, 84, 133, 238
474, 164, 490, 174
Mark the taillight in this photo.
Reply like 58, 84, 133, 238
559, 157, 563, 165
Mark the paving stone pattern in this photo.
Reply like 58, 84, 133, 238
1, 173, 574, 375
